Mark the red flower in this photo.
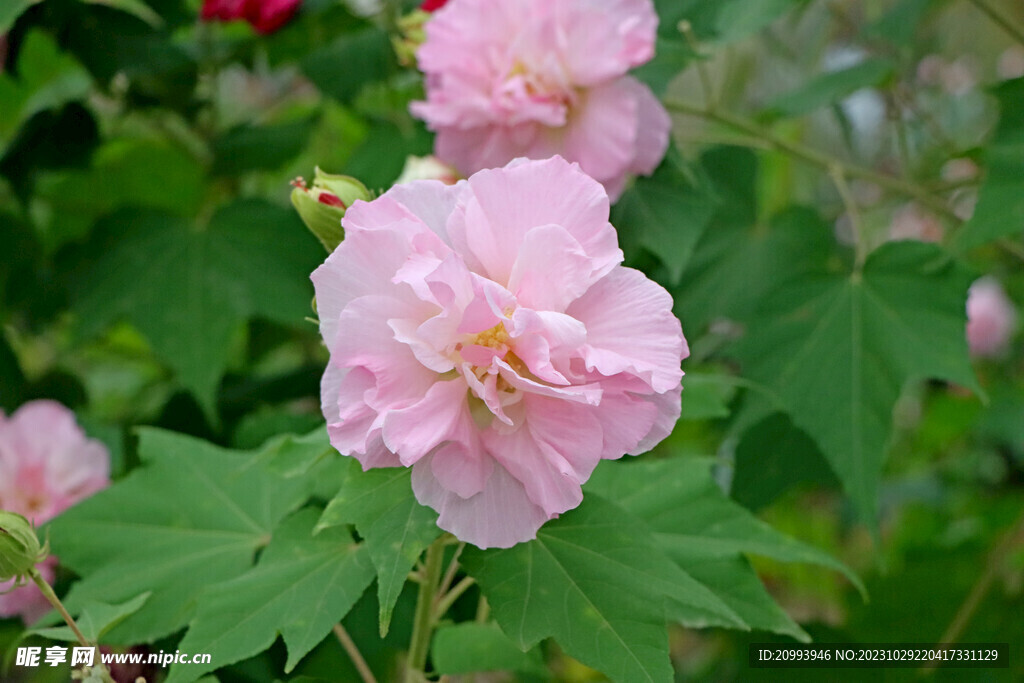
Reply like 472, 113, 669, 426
420, 0, 449, 11
200, 0, 301, 34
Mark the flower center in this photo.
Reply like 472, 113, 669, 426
473, 322, 510, 349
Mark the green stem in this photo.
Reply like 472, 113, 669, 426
829, 164, 868, 270
434, 577, 476, 620
966, 0, 1024, 48
30, 569, 116, 683
334, 623, 377, 683
922, 508, 1024, 674
405, 537, 446, 682
30, 570, 89, 648
662, 99, 960, 222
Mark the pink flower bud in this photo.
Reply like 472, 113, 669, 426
966, 278, 1018, 358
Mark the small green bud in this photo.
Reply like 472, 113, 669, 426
290, 167, 371, 252
0, 511, 46, 583
392, 10, 430, 67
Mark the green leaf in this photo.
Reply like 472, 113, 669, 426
0, 0, 41, 34
613, 149, 718, 283
675, 200, 835, 335
432, 623, 545, 676
79, 0, 165, 27
713, 0, 808, 42
48, 428, 313, 644
0, 31, 91, 151
301, 27, 395, 105
243, 428, 334, 478
632, 38, 693, 96
679, 372, 739, 420
70, 201, 322, 416
212, 117, 317, 177
0, 103, 100, 198
462, 495, 746, 683
767, 58, 895, 118
317, 462, 440, 637
58, 4, 197, 107
342, 119, 433, 190
587, 457, 863, 640
862, 0, 933, 44
36, 137, 206, 250
731, 413, 838, 510
586, 458, 860, 587
0, 333, 27, 412
29, 593, 151, 643
731, 241, 979, 524
166, 510, 375, 683
950, 78, 1024, 252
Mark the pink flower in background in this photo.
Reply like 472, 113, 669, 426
410, 0, 670, 200
966, 278, 1018, 358
201, 0, 301, 34
313, 156, 686, 548
0, 401, 110, 624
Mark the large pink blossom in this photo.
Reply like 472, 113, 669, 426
0, 401, 110, 624
966, 278, 1018, 358
312, 156, 686, 548
410, 0, 670, 201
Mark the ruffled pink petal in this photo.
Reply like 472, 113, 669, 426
412, 454, 549, 549
508, 309, 587, 385
330, 295, 438, 402
483, 423, 583, 517
432, 123, 547, 192
568, 266, 686, 393
382, 380, 474, 466
506, 224, 600, 312
559, 0, 658, 85
324, 366, 401, 468
623, 76, 671, 177
449, 156, 621, 287
561, 79, 639, 200
522, 394, 606, 481
495, 358, 602, 404
588, 391, 660, 459
377, 180, 465, 247
312, 228, 416, 349
429, 441, 493, 499
634, 383, 681, 454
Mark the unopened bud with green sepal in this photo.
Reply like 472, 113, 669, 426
0, 511, 47, 583
290, 167, 371, 252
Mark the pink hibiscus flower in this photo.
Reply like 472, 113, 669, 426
0, 401, 110, 624
312, 156, 686, 548
200, 0, 301, 34
966, 278, 1018, 358
410, 0, 670, 200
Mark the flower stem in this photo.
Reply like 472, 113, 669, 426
966, 0, 1024, 48
30, 569, 116, 683
405, 536, 446, 682
30, 569, 89, 648
333, 623, 377, 683
434, 577, 476, 620
662, 99, 960, 222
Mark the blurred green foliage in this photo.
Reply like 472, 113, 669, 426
1, 0, 1023, 681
